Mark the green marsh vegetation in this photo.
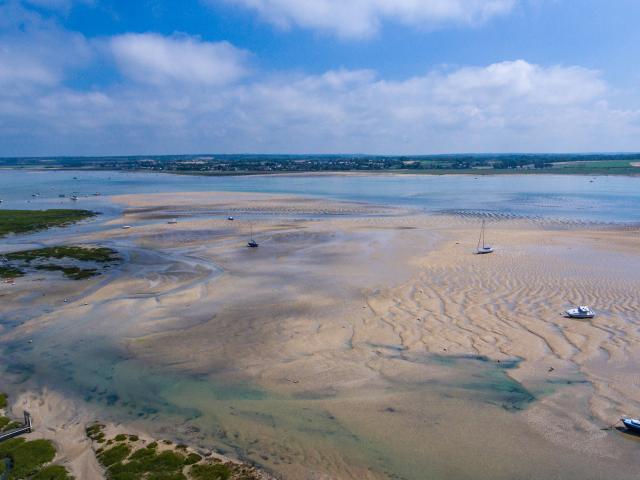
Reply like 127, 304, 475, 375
0, 393, 73, 479
0, 392, 22, 433
86, 423, 261, 480
0, 211, 113, 280
0, 210, 95, 238
31, 465, 73, 480
0, 439, 56, 479
5, 246, 118, 263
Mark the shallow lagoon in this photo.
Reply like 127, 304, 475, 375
1, 169, 639, 223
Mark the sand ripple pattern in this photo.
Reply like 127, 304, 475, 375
367, 233, 640, 429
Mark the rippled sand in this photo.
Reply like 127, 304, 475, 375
1, 191, 640, 479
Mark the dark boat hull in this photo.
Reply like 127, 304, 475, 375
622, 418, 640, 432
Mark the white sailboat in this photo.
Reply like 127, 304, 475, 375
476, 219, 494, 254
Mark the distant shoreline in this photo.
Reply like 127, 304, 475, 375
1, 152, 639, 177
1, 165, 639, 177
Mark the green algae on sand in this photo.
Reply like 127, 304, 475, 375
2, 246, 119, 280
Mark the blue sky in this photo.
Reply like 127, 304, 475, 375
1, 0, 639, 155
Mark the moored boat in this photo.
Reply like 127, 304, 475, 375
247, 223, 258, 248
476, 219, 494, 254
565, 306, 595, 319
622, 417, 640, 433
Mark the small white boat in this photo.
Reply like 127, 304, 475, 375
228, 216, 234, 221
476, 219, 494, 254
70, 196, 78, 201
622, 417, 640, 433
565, 306, 595, 319
168, 219, 178, 224
122, 225, 132, 230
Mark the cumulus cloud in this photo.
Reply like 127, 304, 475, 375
1, 2, 639, 155
110, 33, 250, 86
0, 2, 91, 89
216, 0, 516, 38
4, 52, 638, 155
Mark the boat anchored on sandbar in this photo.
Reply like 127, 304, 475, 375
247, 223, 259, 248
476, 219, 494, 254
622, 417, 640, 433
565, 306, 595, 319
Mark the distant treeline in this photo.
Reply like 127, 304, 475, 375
1, 153, 639, 174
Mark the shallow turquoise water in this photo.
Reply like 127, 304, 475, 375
1, 169, 639, 223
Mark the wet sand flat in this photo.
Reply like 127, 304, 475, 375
1, 191, 640, 479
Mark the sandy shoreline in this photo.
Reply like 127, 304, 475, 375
1, 387, 276, 479
1, 190, 639, 479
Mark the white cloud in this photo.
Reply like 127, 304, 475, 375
0, 2, 91, 89
217, 0, 516, 38
4, 52, 639, 155
205, 61, 617, 153
110, 33, 249, 86
1, 3, 639, 156
430, 60, 606, 105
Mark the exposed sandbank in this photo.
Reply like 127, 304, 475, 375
1, 190, 639, 479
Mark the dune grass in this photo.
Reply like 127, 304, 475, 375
88, 424, 262, 480
99, 444, 132, 467
31, 465, 73, 480
189, 464, 232, 480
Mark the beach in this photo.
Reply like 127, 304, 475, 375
1, 187, 640, 479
